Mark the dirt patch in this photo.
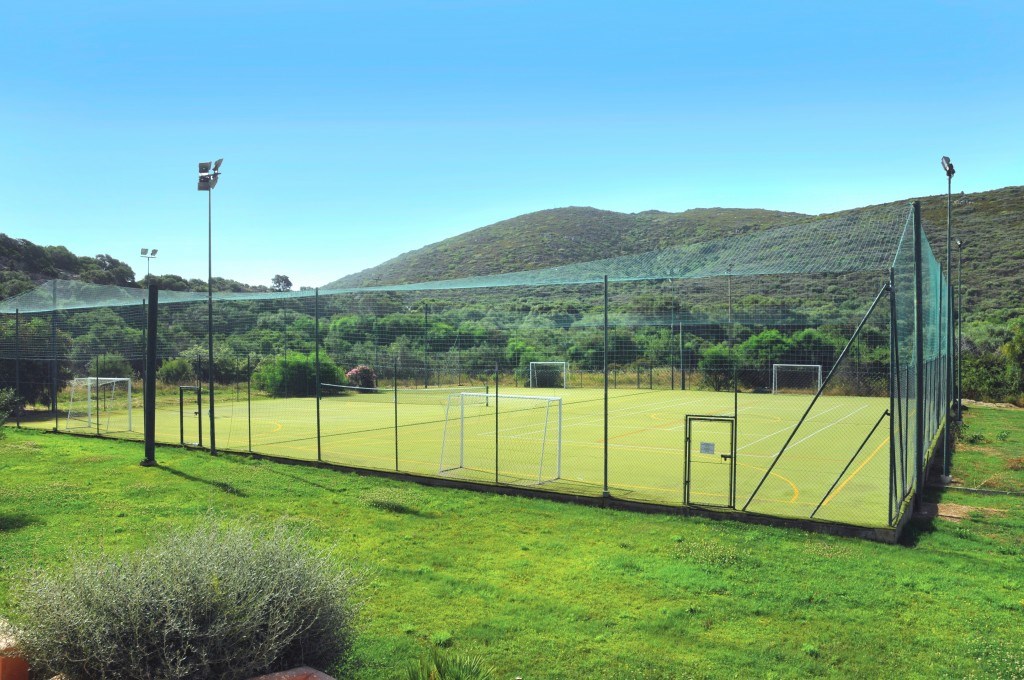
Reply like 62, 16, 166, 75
962, 398, 1024, 410
1008, 457, 1024, 471
916, 502, 1007, 523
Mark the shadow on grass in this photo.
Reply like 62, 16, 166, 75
260, 464, 350, 495
154, 465, 248, 497
0, 512, 40, 532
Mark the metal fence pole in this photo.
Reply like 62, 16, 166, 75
142, 285, 158, 466
913, 201, 925, 499
14, 309, 20, 427
394, 355, 399, 471
494, 362, 500, 485
51, 280, 58, 432
603, 275, 609, 497
247, 354, 252, 453
315, 288, 322, 462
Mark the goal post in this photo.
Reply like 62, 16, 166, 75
528, 361, 568, 388
771, 364, 823, 395
65, 377, 133, 432
439, 392, 562, 484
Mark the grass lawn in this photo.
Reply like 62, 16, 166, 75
1, 408, 1022, 678
953, 405, 1024, 492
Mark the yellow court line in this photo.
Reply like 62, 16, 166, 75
737, 460, 800, 504
822, 436, 889, 506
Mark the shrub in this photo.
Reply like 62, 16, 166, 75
157, 356, 197, 384
0, 387, 19, 433
346, 364, 378, 389
253, 352, 343, 397
78, 352, 133, 379
406, 647, 496, 680
11, 522, 360, 680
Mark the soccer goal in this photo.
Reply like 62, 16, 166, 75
439, 392, 562, 485
65, 377, 133, 432
529, 361, 568, 388
771, 364, 823, 395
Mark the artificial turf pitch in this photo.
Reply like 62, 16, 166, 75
26, 386, 892, 527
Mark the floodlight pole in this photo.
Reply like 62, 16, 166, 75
941, 157, 955, 480
208, 188, 216, 455
198, 159, 222, 455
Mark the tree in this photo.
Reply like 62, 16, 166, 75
271, 275, 293, 292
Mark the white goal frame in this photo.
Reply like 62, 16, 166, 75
439, 392, 562, 484
66, 377, 133, 431
528, 361, 568, 388
771, 364, 823, 394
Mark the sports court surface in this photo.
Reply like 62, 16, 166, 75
26, 384, 892, 527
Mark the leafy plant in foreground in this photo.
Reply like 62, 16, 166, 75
11, 522, 360, 680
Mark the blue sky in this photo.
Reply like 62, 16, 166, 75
1, 1, 1021, 289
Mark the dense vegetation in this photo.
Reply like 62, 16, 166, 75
1, 407, 1023, 678
2, 185, 1022, 403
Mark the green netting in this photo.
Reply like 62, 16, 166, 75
0, 201, 952, 535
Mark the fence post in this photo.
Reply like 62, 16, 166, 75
142, 285, 158, 466
51, 280, 58, 432
315, 288, 322, 462
888, 270, 896, 525
913, 201, 925, 500
494, 362, 500, 485
247, 354, 252, 453
394, 355, 399, 471
14, 309, 20, 427
603, 275, 610, 498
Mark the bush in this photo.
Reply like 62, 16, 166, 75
79, 352, 133, 379
0, 387, 19, 432
11, 522, 360, 680
253, 352, 343, 397
157, 356, 197, 384
346, 364, 378, 389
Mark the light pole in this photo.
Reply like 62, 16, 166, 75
198, 159, 222, 455
941, 156, 955, 480
956, 239, 963, 422
140, 248, 158, 282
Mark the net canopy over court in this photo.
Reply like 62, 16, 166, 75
0, 202, 953, 537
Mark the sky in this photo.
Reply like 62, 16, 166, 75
1, 1, 1021, 289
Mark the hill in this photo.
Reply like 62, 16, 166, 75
323, 187, 1024, 325
0, 235, 273, 300
325, 206, 807, 288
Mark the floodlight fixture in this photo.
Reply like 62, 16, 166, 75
140, 247, 158, 278
198, 158, 222, 191
941, 156, 955, 179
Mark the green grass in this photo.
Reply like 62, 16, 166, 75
2, 410, 1024, 678
23, 385, 894, 527
953, 406, 1024, 492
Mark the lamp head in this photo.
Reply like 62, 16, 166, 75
150, 249, 158, 256
141, 248, 148, 255
198, 159, 222, 191
941, 156, 955, 178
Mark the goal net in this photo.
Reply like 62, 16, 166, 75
439, 393, 562, 485
771, 364, 823, 395
65, 377, 133, 432
529, 361, 568, 388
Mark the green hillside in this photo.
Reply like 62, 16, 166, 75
326, 206, 807, 287
0, 235, 274, 300
324, 188, 1024, 326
